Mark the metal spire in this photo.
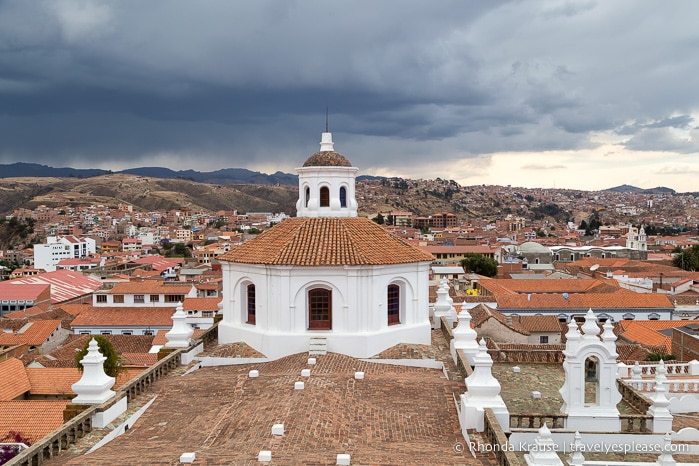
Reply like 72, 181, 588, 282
325, 106, 329, 132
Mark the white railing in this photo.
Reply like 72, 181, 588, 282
625, 379, 699, 393
617, 360, 699, 378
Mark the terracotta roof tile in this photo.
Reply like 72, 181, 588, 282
0, 320, 62, 346
302, 151, 352, 167
496, 293, 673, 310
71, 307, 177, 327
121, 352, 158, 367
56, 304, 92, 316
2, 270, 102, 304
619, 320, 692, 331
0, 358, 31, 400
219, 218, 433, 266
515, 315, 564, 333
182, 297, 221, 311
33, 334, 157, 368
466, 304, 530, 336
620, 325, 672, 353
0, 400, 70, 443
25, 368, 80, 396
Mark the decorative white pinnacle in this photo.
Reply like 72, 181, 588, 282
568, 431, 585, 466
581, 309, 600, 337
524, 422, 564, 466
319, 132, 334, 152
71, 338, 116, 404
165, 302, 194, 348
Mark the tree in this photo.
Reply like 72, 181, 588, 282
372, 213, 385, 225
672, 245, 699, 271
460, 253, 498, 277
75, 336, 123, 378
173, 243, 192, 258
0, 431, 31, 464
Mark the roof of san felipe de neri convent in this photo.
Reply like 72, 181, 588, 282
218, 217, 434, 266
302, 150, 352, 167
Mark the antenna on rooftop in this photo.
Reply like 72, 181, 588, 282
325, 106, 329, 132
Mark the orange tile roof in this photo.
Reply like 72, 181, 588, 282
0, 320, 62, 346
56, 304, 92, 316
218, 218, 434, 266
25, 368, 80, 396
108, 281, 194, 295
0, 358, 31, 400
0, 400, 71, 443
496, 293, 673, 310
195, 283, 218, 290
481, 279, 618, 295
122, 353, 158, 367
619, 320, 692, 331
515, 315, 564, 333
71, 307, 177, 327
182, 297, 221, 311
468, 304, 530, 336
620, 323, 673, 353
418, 245, 492, 254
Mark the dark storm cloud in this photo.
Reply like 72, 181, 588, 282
0, 0, 698, 173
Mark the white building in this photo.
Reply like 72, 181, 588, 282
218, 129, 434, 359
33, 236, 96, 272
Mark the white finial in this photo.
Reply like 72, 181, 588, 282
581, 309, 600, 337
165, 302, 194, 348
71, 338, 116, 404
568, 431, 585, 466
319, 131, 334, 152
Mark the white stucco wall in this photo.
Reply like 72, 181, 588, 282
219, 261, 432, 359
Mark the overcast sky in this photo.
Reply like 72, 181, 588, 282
1, 1, 698, 192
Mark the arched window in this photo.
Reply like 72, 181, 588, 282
387, 284, 400, 325
247, 284, 256, 324
308, 288, 331, 329
305, 187, 310, 207
320, 187, 330, 207
340, 187, 347, 208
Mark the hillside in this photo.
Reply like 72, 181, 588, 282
0, 175, 299, 216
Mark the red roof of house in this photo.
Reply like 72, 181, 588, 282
182, 297, 221, 311
71, 307, 177, 327
496, 292, 673, 310
2, 270, 102, 303
0, 320, 62, 346
0, 358, 31, 400
418, 245, 492, 254
131, 256, 180, 271
25, 368, 80, 396
0, 283, 50, 301
0, 400, 71, 443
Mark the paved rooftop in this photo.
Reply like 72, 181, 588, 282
47, 331, 492, 465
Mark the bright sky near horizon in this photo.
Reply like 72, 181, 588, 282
1, 1, 698, 192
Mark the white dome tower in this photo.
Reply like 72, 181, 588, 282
295, 119, 359, 218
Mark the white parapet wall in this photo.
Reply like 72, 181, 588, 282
92, 396, 127, 429
181, 342, 204, 365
